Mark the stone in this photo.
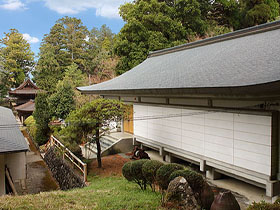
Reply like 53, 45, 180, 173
164, 176, 200, 210
210, 190, 240, 210
200, 182, 214, 210
44, 147, 85, 190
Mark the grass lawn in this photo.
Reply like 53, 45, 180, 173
0, 176, 164, 210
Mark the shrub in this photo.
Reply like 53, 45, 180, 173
122, 160, 149, 190
156, 163, 185, 190
24, 115, 37, 140
130, 159, 149, 190
142, 160, 164, 191
247, 200, 280, 210
122, 161, 133, 181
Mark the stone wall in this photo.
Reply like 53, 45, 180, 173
44, 147, 85, 190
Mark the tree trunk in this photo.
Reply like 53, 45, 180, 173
95, 125, 102, 168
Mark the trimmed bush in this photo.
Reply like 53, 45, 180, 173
122, 160, 149, 190
130, 159, 149, 190
142, 160, 164, 191
122, 161, 133, 181
156, 163, 185, 190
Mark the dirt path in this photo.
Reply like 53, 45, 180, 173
21, 129, 59, 194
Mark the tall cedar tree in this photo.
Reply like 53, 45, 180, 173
0, 29, 34, 89
33, 17, 117, 92
33, 92, 51, 145
61, 98, 128, 168
33, 17, 89, 93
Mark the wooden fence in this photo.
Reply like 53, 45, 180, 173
48, 135, 87, 183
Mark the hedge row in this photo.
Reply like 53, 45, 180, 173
122, 160, 214, 209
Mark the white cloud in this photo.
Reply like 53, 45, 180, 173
0, 0, 26, 10
23, 33, 40, 44
43, 0, 131, 18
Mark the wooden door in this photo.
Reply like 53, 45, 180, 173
124, 105, 133, 134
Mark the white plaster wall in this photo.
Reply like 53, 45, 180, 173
134, 104, 272, 175
5, 152, 26, 180
0, 155, 5, 196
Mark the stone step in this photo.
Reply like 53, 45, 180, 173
84, 135, 119, 155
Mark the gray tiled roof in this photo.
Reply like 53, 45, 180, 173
78, 21, 280, 94
0, 106, 29, 153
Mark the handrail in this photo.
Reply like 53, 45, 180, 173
49, 135, 87, 183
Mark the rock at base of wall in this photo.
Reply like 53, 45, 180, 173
164, 176, 200, 210
44, 147, 85, 190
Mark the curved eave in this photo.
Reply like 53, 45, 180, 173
78, 80, 280, 99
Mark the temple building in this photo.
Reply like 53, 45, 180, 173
9, 79, 40, 123
78, 21, 280, 197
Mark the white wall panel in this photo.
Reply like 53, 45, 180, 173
133, 104, 272, 175
234, 158, 271, 175
234, 131, 271, 146
234, 140, 271, 156
234, 122, 271, 136
205, 149, 233, 164
205, 134, 233, 148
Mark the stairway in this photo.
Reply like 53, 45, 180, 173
82, 135, 119, 159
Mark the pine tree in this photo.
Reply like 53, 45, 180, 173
0, 29, 34, 88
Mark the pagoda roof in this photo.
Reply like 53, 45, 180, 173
9, 79, 40, 95
15, 100, 35, 112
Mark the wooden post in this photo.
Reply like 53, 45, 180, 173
84, 164, 87, 183
96, 124, 102, 168
5, 168, 17, 195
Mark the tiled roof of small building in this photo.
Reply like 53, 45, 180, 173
15, 100, 35, 112
0, 106, 29, 153
9, 79, 40, 95
78, 21, 280, 96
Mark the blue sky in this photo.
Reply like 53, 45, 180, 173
0, 0, 130, 56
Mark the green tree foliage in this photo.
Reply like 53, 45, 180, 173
64, 63, 86, 88
0, 29, 34, 89
175, 0, 208, 36
0, 56, 9, 100
114, 0, 187, 75
60, 98, 128, 167
33, 92, 51, 145
24, 115, 37, 140
33, 17, 89, 92
209, 0, 241, 30
48, 79, 75, 120
86, 25, 117, 84
33, 44, 62, 93
33, 17, 117, 92
115, 0, 279, 74
241, 0, 279, 27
